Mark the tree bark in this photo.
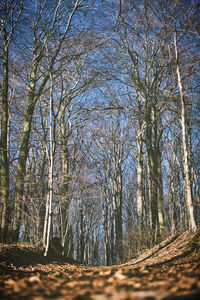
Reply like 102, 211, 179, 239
44, 75, 54, 257
0, 35, 10, 242
145, 101, 158, 241
174, 32, 197, 232
157, 149, 164, 238
58, 102, 72, 255
103, 195, 110, 265
13, 65, 37, 241
80, 209, 85, 263
137, 138, 143, 232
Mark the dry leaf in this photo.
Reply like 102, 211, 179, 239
114, 270, 127, 280
29, 275, 40, 283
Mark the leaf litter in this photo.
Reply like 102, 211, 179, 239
0, 228, 200, 299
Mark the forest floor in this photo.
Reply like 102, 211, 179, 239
0, 228, 200, 300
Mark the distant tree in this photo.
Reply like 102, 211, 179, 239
90, 110, 129, 264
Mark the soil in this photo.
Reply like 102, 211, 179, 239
0, 228, 200, 299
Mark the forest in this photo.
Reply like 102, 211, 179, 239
0, 0, 199, 266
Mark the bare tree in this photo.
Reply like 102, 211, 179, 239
12, 0, 95, 241
89, 110, 129, 264
174, 32, 197, 232
110, 0, 168, 242
0, 0, 24, 242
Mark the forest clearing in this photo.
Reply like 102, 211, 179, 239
0, 228, 200, 299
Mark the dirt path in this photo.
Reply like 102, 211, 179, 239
0, 230, 200, 299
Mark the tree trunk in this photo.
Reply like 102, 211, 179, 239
13, 90, 36, 241
0, 0, 24, 243
0, 38, 10, 242
110, 196, 115, 265
44, 74, 54, 256
145, 102, 158, 242
43, 193, 49, 246
115, 170, 123, 263
174, 32, 197, 232
157, 149, 164, 238
137, 155, 143, 232
80, 209, 84, 263
103, 196, 110, 265
170, 175, 177, 235
59, 103, 72, 255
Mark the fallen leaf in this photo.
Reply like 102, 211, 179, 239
4, 278, 16, 286
114, 270, 127, 280
29, 275, 40, 283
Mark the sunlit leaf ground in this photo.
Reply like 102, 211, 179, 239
0, 229, 200, 299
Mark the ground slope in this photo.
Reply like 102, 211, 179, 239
0, 228, 200, 299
